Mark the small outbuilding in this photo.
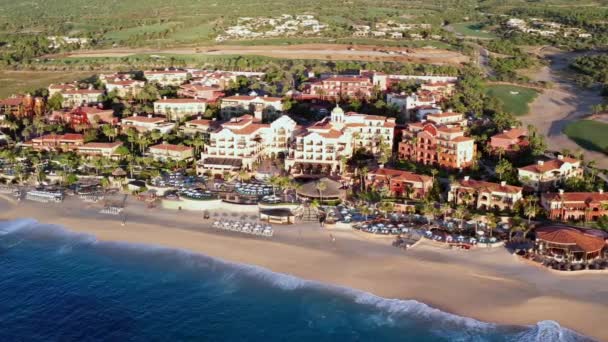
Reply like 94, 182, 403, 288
296, 177, 345, 202
259, 208, 295, 224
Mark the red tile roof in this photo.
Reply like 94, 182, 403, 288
231, 123, 269, 135
536, 226, 605, 253
492, 128, 528, 140
456, 179, 522, 194
519, 158, 580, 173
370, 168, 431, 184
543, 192, 608, 203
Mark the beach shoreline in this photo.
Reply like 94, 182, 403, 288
0, 197, 606, 341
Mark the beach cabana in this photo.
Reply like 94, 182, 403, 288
259, 208, 295, 224
296, 177, 345, 202
535, 226, 606, 263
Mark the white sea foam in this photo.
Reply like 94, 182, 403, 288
0, 218, 595, 342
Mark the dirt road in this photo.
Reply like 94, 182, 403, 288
60, 43, 469, 65
521, 47, 608, 168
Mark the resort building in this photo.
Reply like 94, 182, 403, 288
398, 122, 476, 169
198, 115, 298, 174
121, 115, 176, 134
48, 83, 78, 97
447, 176, 523, 211
148, 144, 194, 162
541, 190, 608, 222
104, 79, 145, 97
490, 127, 529, 153
535, 225, 606, 263
285, 106, 395, 175
517, 156, 583, 191
153, 98, 208, 121
57, 86, 104, 108
303, 76, 374, 100
420, 81, 456, 100
366, 167, 433, 198
180, 118, 219, 141
144, 69, 189, 86
23, 133, 84, 151
387, 91, 438, 117
51, 106, 116, 128
219, 95, 283, 121
99, 72, 132, 84
0, 94, 44, 117
77, 142, 124, 159
425, 111, 466, 126
189, 70, 264, 88
177, 84, 225, 101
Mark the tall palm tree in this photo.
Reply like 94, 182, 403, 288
316, 180, 327, 204
486, 213, 497, 238
453, 205, 468, 231
523, 196, 538, 225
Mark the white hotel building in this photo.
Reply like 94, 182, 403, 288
197, 115, 299, 174
144, 69, 189, 86
153, 98, 208, 121
285, 106, 395, 174
219, 95, 283, 121
198, 106, 395, 175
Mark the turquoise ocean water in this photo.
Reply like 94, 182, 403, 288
0, 219, 593, 341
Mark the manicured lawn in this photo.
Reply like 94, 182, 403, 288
451, 22, 497, 39
564, 120, 608, 154
484, 85, 539, 116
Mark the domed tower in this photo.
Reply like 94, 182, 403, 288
330, 104, 344, 123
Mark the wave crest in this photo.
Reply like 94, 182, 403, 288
0, 219, 595, 341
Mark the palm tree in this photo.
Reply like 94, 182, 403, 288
102, 124, 117, 142
440, 203, 451, 220
523, 196, 538, 225
358, 204, 372, 220
509, 222, 527, 241
421, 200, 436, 224
485, 213, 497, 238
378, 201, 395, 218
453, 205, 468, 231
316, 180, 327, 204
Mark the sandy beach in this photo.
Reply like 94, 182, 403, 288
1, 196, 607, 341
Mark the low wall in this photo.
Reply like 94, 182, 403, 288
258, 203, 300, 211
162, 198, 259, 213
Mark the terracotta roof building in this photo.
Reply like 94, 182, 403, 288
490, 127, 529, 153
148, 144, 194, 162
535, 225, 606, 262
541, 190, 608, 222
518, 155, 583, 191
366, 167, 433, 199
448, 176, 523, 211
398, 122, 476, 169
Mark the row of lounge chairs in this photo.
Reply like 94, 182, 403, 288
100, 206, 123, 215
212, 220, 274, 237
